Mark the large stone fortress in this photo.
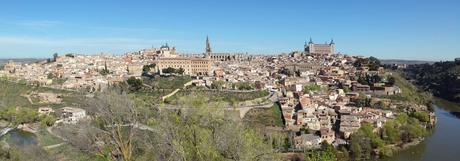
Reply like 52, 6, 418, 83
304, 38, 336, 55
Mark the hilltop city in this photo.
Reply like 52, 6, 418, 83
0, 37, 438, 160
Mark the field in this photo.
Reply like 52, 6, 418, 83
0, 79, 84, 110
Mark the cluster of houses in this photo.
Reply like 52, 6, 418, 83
270, 53, 401, 149
2, 54, 148, 91
1, 40, 414, 151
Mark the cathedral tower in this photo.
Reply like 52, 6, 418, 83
205, 36, 212, 58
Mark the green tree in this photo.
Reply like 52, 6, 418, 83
387, 76, 396, 86
303, 84, 321, 93
412, 111, 430, 123
350, 139, 362, 160
127, 77, 143, 91
383, 120, 400, 144
162, 67, 177, 74
142, 64, 156, 74
212, 80, 226, 90
305, 142, 336, 161
40, 115, 56, 127
177, 67, 185, 75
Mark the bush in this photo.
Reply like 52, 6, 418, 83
127, 77, 143, 90
162, 67, 176, 74
142, 64, 156, 74
40, 115, 56, 127
303, 84, 321, 93
411, 111, 430, 123
0, 107, 39, 125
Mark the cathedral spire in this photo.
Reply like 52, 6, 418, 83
206, 35, 212, 54
308, 37, 313, 44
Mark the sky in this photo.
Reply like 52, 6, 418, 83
0, 0, 458, 61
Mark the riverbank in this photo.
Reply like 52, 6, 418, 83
381, 102, 460, 161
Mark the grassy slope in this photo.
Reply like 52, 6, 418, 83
166, 89, 269, 104
0, 80, 93, 160
0, 79, 84, 110
377, 72, 431, 105
243, 103, 284, 127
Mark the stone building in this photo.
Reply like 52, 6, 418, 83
154, 40, 212, 76
3, 60, 17, 73
304, 38, 336, 55
205, 36, 252, 61
210, 53, 250, 61
154, 57, 211, 76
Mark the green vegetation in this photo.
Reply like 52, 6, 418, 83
243, 103, 284, 127
405, 61, 460, 103
354, 93, 371, 107
233, 81, 254, 90
376, 72, 432, 106
346, 113, 428, 159
167, 89, 269, 104
353, 56, 381, 71
411, 111, 430, 123
0, 107, 57, 127
382, 113, 427, 144
142, 63, 155, 74
84, 91, 281, 161
349, 123, 383, 160
0, 78, 83, 109
303, 84, 321, 93
36, 130, 62, 146
211, 80, 226, 90
357, 74, 382, 85
40, 115, 56, 127
142, 75, 191, 90
305, 143, 336, 161
52, 78, 67, 85
127, 76, 193, 104
47, 144, 97, 161
127, 76, 143, 91
99, 62, 111, 76
0, 107, 39, 125
0, 80, 32, 108
161, 67, 184, 74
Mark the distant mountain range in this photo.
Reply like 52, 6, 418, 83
0, 58, 46, 65
380, 59, 435, 65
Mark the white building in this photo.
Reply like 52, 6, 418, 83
58, 107, 87, 124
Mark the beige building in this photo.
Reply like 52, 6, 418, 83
153, 38, 219, 76
304, 38, 335, 55
154, 57, 211, 76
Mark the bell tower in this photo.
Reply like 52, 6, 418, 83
205, 36, 212, 58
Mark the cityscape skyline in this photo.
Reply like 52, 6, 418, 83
1, 0, 459, 61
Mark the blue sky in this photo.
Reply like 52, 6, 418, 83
0, 0, 458, 60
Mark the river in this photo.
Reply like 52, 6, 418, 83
0, 128, 37, 147
382, 100, 460, 161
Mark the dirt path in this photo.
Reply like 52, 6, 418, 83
44, 142, 66, 149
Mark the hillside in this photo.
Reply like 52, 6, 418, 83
404, 61, 460, 103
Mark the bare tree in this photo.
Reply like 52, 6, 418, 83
90, 89, 138, 161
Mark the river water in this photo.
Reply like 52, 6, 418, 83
1, 128, 37, 147
382, 100, 460, 161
